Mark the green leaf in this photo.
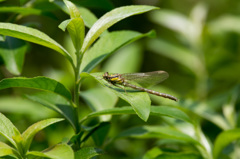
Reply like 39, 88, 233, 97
0, 76, 72, 100
0, 7, 42, 16
22, 118, 64, 154
67, 18, 85, 52
156, 153, 202, 159
81, 5, 158, 53
81, 106, 192, 124
25, 92, 79, 132
213, 129, 240, 159
62, 1, 85, 51
143, 147, 163, 159
0, 37, 28, 75
91, 122, 110, 146
80, 30, 155, 73
53, 2, 98, 28
80, 87, 118, 121
0, 142, 19, 158
64, 0, 81, 18
81, 72, 151, 121
27, 143, 74, 159
0, 23, 73, 65
117, 126, 200, 145
74, 147, 104, 159
0, 112, 21, 149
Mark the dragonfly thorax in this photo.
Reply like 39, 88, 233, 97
103, 72, 124, 85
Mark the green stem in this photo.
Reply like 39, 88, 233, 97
73, 51, 83, 134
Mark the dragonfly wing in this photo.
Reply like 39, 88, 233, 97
122, 71, 169, 88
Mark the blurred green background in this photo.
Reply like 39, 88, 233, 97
0, 0, 240, 158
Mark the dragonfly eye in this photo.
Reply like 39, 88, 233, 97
103, 72, 109, 79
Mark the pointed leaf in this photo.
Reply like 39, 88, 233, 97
0, 76, 72, 100
81, 5, 158, 53
64, 0, 81, 18
27, 143, 74, 159
80, 30, 155, 73
0, 23, 73, 65
81, 106, 192, 124
81, 72, 151, 121
0, 37, 28, 75
0, 141, 19, 158
117, 126, 200, 145
25, 92, 79, 132
213, 129, 240, 159
75, 147, 104, 159
0, 113, 20, 148
22, 118, 64, 153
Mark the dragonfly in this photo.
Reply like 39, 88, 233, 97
102, 71, 178, 101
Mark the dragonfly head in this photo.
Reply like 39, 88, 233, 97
103, 72, 109, 80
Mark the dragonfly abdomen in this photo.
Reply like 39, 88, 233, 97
123, 82, 178, 101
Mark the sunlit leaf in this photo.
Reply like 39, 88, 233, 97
213, 129, 240, 159
0, 141, 19, 158
27, 143, 74, 159
81, 72, 151, 121
81, 5, 158, 53
0, 23, 73, 65
0, 112, 20, 149
22, 118, 64, 154
75, 147, 104, 159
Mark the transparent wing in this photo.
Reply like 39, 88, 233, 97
121, 71, 169, 88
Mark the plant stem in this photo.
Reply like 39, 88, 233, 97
73, 51, 83, 133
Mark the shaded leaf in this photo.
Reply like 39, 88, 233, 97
81, 5, 158, 53
0, 36, 28, 75
25, 92, 79, 132
0, 76, 72, 100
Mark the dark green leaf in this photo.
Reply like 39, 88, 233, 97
0, 37, 28, 75
25, 92, 79, 132
0, 76, 72, 100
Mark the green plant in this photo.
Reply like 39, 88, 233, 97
0, 0, 239, 159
